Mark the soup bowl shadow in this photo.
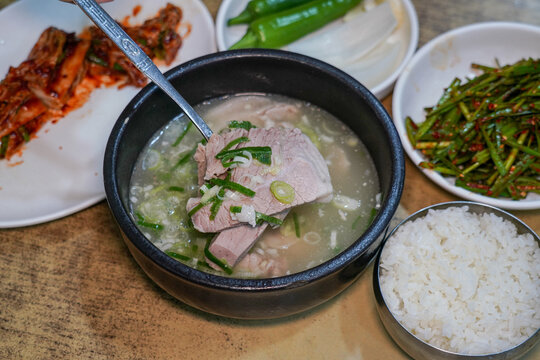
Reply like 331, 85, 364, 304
103, 49, 405, 319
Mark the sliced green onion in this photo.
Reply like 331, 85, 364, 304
187, 202, 205, 217
135, 212, 164, 231
168, 186, 185, 192
209, 178, 255, 197
229, 206, 283, 226
209, 188, 226, 220
172, 122, 192, 147
366, 208, 377, 229
270, 181, 295, 204
219, 136, 250, 153
143, 149, 161, 170
230, 206, 242, 213
256, 212, 283, 226
228, 120, 256, 130
165, 251, 191, 262
172, 145, 197, 170
351, 208, 377, 230
216, 146, 272, 166
351, 215, 361, 230
204, 239, 233, 274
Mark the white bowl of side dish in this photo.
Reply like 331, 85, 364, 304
392, 22, 540, 210
215, 0, 419, 99
374, 201, 540, 359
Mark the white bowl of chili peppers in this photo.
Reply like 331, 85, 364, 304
215, 0, 419, 100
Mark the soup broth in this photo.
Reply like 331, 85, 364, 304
129, 94, 380, 278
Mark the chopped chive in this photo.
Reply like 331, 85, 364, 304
292, 212, 300, 238
172, 122, 192, 147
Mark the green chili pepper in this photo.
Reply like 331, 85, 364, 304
227, 0, 313, 25
230, 0, 363, 49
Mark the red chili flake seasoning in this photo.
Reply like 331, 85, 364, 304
133, 4, 142, 16
488, 103, 497, 110
469, 143, 484, 152
468, 182, 490, 190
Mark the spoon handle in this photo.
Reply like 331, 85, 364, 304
71, 0, 213, 140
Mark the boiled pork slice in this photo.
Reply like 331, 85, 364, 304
206, 211, 288, 271
196, 128, 248, 185
187, 127, 333, 233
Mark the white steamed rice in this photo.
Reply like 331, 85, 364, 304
379, 206, 540, 355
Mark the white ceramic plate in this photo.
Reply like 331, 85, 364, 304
392, 22, 540, 210
0, 0, 216, 228
215, 0, 418, 99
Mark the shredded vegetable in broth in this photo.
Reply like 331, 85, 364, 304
129, 94, 380, 278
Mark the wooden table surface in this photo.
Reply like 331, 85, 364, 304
1, 0, 539, 359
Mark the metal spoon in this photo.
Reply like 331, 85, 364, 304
68, 0, 213, 140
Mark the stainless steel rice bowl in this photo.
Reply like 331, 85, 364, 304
374, 201, 540, 359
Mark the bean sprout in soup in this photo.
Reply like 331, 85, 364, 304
129, 94, 380, 278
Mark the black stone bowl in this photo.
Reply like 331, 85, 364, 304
103, 49, 405, 319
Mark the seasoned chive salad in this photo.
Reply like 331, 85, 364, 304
406, 58, 540, 200
129, 94, 380, 278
